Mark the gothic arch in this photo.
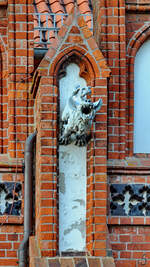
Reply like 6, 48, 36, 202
127, 23, 150, 57
48, 45, 102, 88
127, 23, 150, 156
48, 45, 103, 254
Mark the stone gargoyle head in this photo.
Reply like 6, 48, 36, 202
59, 85, 102, 146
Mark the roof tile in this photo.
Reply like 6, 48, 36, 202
50, 0, 65, 27
63, 0, 74, 13
34, 0, 92, 47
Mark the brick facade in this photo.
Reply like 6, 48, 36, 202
0, 0, 149, 266
106, 1, 150, 266
0, 1, 34, 266
33, 10, 110, 259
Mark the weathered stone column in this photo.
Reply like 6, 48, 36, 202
59, 63, 87, 252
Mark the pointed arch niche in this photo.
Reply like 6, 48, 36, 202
127, 24, 150, 156
58, 56, 94, 252
33, 12, 110, 256
134, 38, 150, 153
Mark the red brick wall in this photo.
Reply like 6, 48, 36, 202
95, 0, 150, 160
95, 0, 127, 160
0, 1, 34, 157
109, 225, 150, 267
108, 162, 150, 266
0, 1, 34, 265
0, 225, 23, 266
99, 1, 150, 266
7, 0, 34, 158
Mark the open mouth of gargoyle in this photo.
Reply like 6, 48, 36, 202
81, 104, 92, 115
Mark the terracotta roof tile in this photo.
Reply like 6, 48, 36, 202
34, 0, 55, 45
63, 0, 74, 13
77, 0, 91, 28
34, 16, 41, 46
34, 0, 93, 47
49, 0, 65, 27
35, 0, 50, 13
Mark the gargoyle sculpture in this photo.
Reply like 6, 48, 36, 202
59, 85, 102, 146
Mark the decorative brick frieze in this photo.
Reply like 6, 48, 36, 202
110, 184, 150, 216
0, 172, 24, 265
0, 170, 23, 224
0, 182, 22, 216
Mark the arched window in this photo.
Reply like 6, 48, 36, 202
134, 38, 150, 153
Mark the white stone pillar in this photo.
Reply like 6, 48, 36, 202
59, 63, 87, 252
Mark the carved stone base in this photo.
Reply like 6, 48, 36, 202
30, 256, 116, 267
